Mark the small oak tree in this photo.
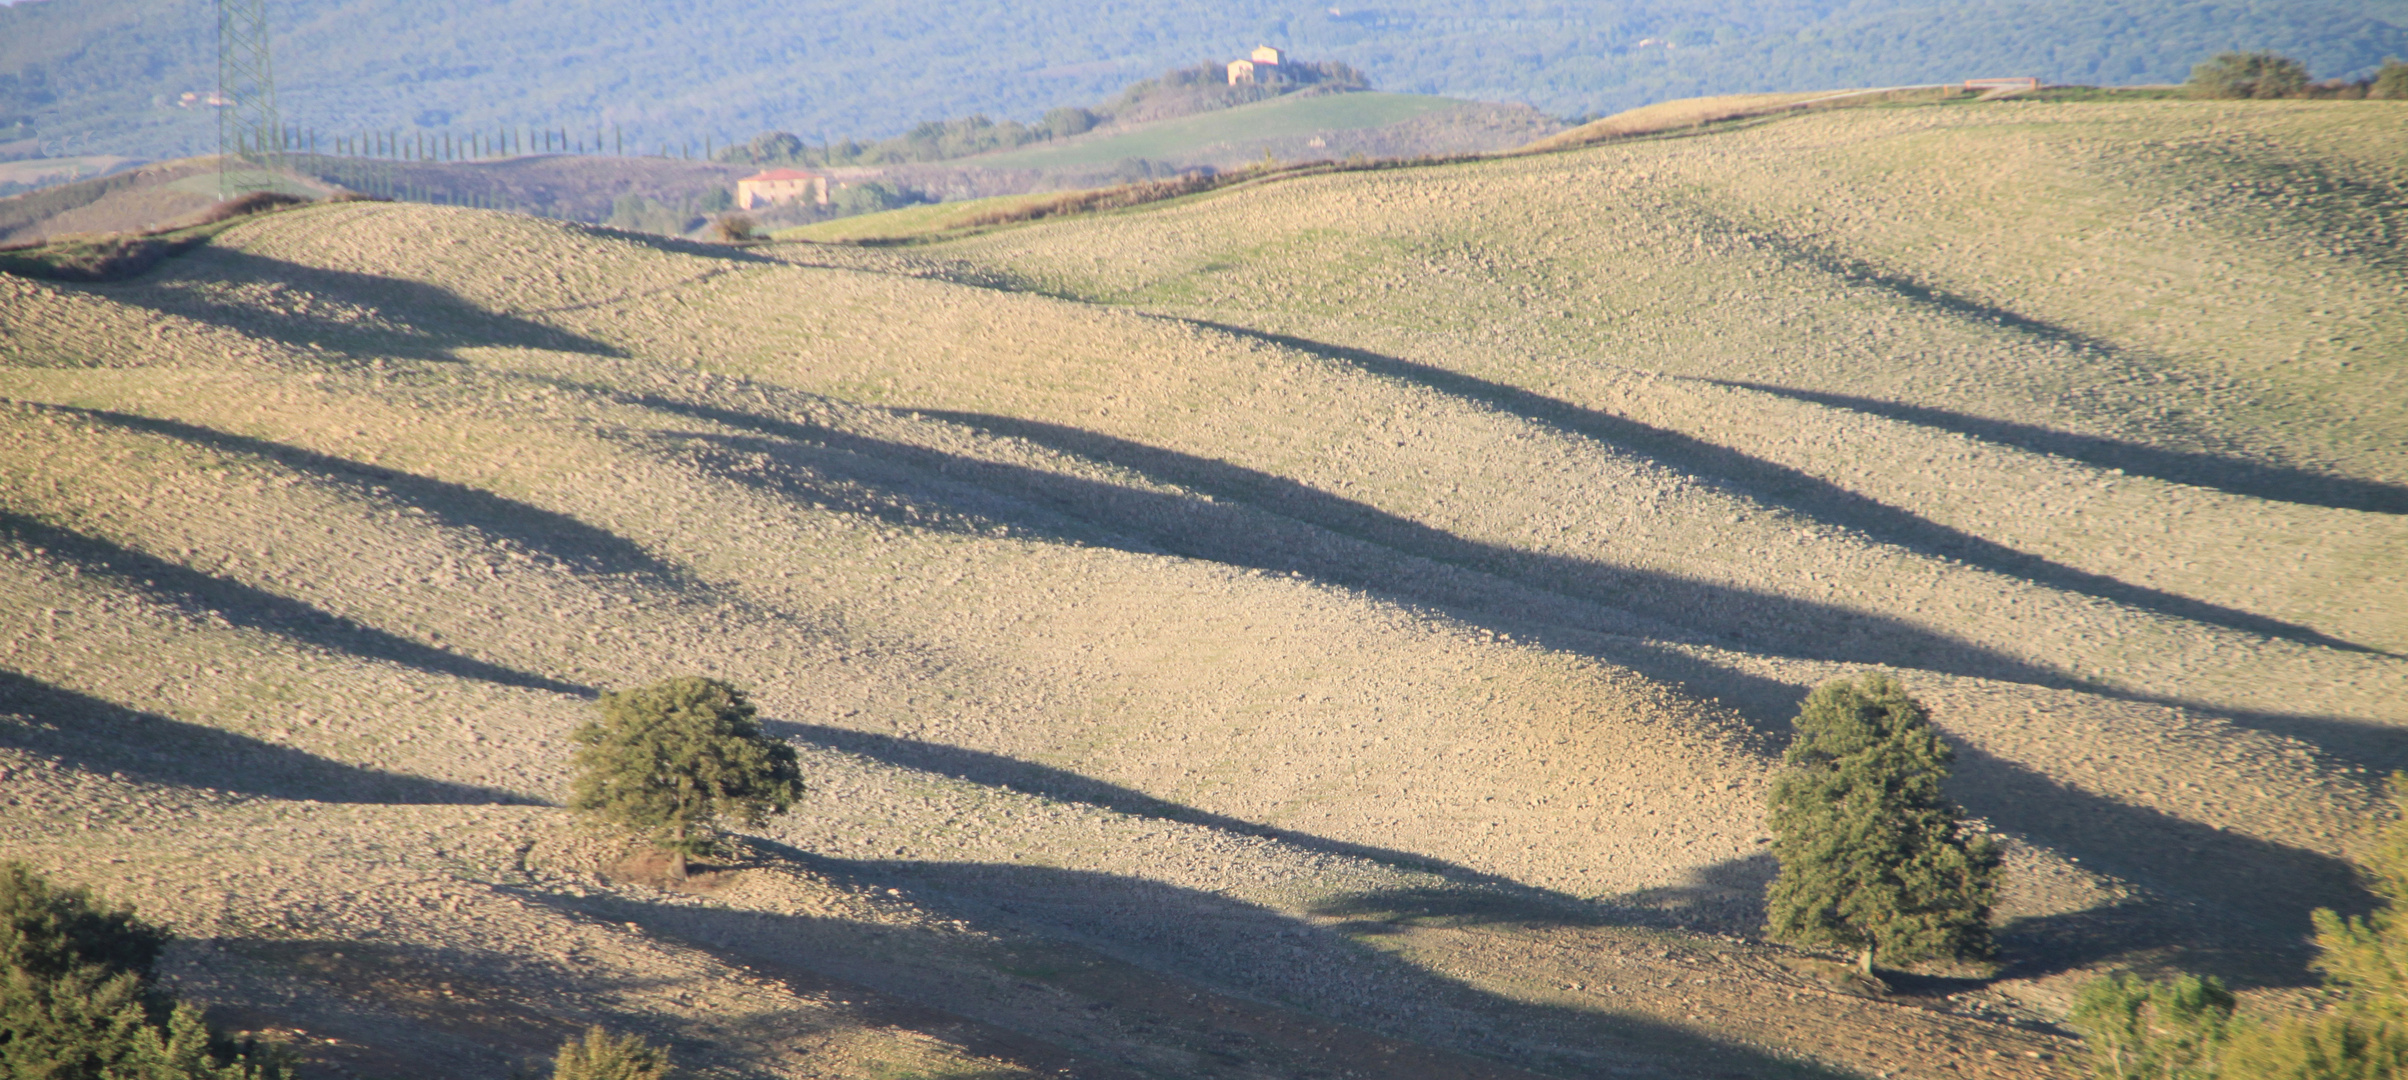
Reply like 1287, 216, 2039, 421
1763, 674, 2001, 973
570, 677, 803, 880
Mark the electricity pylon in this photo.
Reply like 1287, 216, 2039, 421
216, 0, 280, 197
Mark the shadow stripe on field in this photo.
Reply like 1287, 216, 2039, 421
0, 669, 527, 805
0, 510, 587, 696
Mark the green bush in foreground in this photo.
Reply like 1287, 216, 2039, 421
571, 677, 804, 880
2070, 973, 2238, 1080
1763, 674, 2000, 973
2188, 52, 2312, 99
550, 1027, 674, 1080
2072, 777, 2408, 1079
0, 862, 287, 1079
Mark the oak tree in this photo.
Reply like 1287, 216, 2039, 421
570, 677, 803, 880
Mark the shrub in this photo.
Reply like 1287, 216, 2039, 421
2072, 777, 2408, 1078
2222, 1014, 2408, 1080
1041, 106, 1099, 139
2188, 52, 2311, 99
1762, 674, 2001, 973
2069, 972, 2237, 1080
710, 214, 756, 243
827, 180, 923, 217
550, 1027, 673, 1080
2372, 60, 2408, 101
570, 677, 803, 880
0, 862, 288, 1079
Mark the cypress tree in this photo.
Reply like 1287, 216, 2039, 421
569, 677, 803, 880
1763, 674, 2000, 973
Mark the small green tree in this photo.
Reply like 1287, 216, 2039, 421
0, 862, 288, 1079
2370, 60, 2408, 101
2189, 52, 2312, 99
550, 1026, 674, 1080
1762, 674, 2001, 973
570, 677, 803, 880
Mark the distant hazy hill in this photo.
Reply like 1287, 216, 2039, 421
2, 0, 2403, 164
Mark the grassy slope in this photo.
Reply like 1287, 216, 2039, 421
1, 93, 2401, 1079
773, 190, 1075, 242
967, 92, 1472, 169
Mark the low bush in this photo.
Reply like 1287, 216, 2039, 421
710, 213, 757, 242
2071, 776, 2408, 1078
549, 1026, 673, 1080
0, 862, 288, 1079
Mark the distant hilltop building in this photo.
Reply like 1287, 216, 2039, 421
736, 168, 828, 210
1227, 45, 1286, 85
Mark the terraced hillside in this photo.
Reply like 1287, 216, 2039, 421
1, 93, 2402, 1080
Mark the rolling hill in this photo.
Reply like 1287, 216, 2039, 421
1, 90, 2403, 1079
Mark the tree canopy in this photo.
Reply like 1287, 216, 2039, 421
2188, 51, 2313, 98
0, 862, 288, 1080
569, 677, 804, 879
1762, 674, 2001, 973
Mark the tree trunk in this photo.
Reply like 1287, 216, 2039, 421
1857, 945, 1875, 974
670, 822, 689, 882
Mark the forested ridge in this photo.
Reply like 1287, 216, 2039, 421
3, 0, 2406, 174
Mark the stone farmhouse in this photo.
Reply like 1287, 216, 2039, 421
736, 168, 829, 210
1226, 45, 1286, 85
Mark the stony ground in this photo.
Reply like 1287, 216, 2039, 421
0, 94, 2400, 1079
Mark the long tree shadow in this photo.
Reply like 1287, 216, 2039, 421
630, 392, 2408, 773
556, 853, 1857, 1080
26, 401, 676, 581
622, 393, 2076, 688
97, 246, 624, 361
1949, 743, 2368, 945
1178, 319, 2388, 654
0, 511, 587, 695
1701, 379, 2408, 516
767, 720, 1528, 888
0, 669, 525, 804
775, 716, 2358, 988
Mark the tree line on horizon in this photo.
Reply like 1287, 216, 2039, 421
5, 0, 2406, 164
2189, 52, 2408, 99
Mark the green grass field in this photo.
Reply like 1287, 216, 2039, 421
967, 91, 1471, 169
